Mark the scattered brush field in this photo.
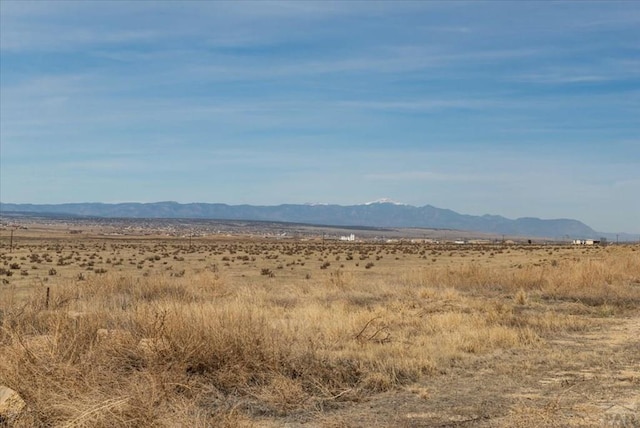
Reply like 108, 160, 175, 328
1, 230, 639, 427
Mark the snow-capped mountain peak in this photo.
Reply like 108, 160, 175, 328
362, 198, 408, 206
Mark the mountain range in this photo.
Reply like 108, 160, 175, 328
1, 200, 627, 240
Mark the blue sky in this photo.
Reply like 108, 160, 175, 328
1, 1, 638, 233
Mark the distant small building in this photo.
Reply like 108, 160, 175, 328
340, 233, 356, 242
573, 239, 601, 245
411, 239, 439, 244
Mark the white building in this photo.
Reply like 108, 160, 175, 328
573, 239, 599, 245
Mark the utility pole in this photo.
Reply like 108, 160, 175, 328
9, 228, 14, 253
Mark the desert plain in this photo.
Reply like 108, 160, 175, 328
0, 219, 639, 427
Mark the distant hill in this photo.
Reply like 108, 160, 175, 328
0, 201, 614, 239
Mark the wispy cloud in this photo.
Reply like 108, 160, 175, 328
337, 98, 502, 111
513, 62, 640, 84
516, 73, 611, 84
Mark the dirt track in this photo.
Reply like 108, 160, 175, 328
267, 313, 640, 427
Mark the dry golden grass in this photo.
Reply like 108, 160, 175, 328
1, 235, 639, 426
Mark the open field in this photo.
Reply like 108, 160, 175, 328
1, 225, 639, 427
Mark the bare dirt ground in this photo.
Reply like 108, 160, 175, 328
263, 313, 640, 427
